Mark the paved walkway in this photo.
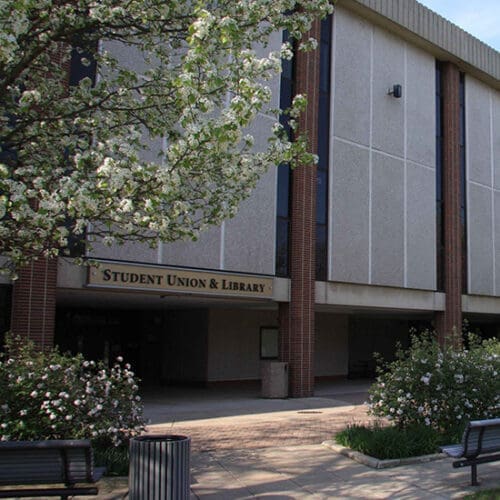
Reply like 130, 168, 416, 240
142, 380, 499, 499
144, 380, 374, 452
8, 380, 499, 499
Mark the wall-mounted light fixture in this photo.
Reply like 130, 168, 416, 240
387, 84, 402, 98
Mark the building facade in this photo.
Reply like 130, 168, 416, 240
2, 0, 500, 397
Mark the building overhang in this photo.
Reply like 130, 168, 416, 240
316, 280, 445, 313
340, 0, 500, 89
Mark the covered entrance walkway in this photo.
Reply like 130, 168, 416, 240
141, 379, 374, 452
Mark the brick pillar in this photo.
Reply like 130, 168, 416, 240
10, 258, 58, 351
435, 62, 462, 348
7, 44, 69, 352
279, 19, 321, 398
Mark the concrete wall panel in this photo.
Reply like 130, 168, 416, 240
332, 9, 371, 146
331, 140, 370, 283
224, 158, 277, 275
406, 163, 436, 289
90, 239, 157, 263
330, 7, 437, 291
494, 92, 500, 189
95, 32, 282, 276
406, 48, 436, 167
101, 40, 151, 76
371, 153, 404, 287
496, 191, 500, 295
253, 30, 283, 113
468, 183, 494, 295
162, 227, 222, 269
467, 78, 492, 187
372, 29, 405, 157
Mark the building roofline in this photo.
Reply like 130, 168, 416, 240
339, 0, 500, 89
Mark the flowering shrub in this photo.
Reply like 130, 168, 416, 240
0, 335, 145, 446
368, 332, 500, 439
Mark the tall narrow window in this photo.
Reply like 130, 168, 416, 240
0, 286, 12, 349
69, 45, 97, 87
436, 62, 444, 291
65, 43, 98, 257
276, 31, 294, 277
315, 15, 332, 281
459, 73, 467, 293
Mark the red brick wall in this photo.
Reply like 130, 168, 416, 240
435, 62, 462, 347
279, 19, 322, 398
7, 44, 69, 351
10, 258, 58, 350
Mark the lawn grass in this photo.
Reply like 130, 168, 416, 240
335, 422, 454, 460
462, 489, 500, 500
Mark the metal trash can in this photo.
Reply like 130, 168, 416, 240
129, 434, 190, 500
261, 361, 289, 398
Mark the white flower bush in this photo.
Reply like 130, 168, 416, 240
368, 331, 500, 438
0, 335, 145, 446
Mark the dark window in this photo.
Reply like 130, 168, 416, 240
0, 286, 12, 349
276, 217, 290, 277
435, 62, 444, 291
315, 15, 332, 281
459, 73, 467, 293
69, 46, 97, 87
275, 31, 294, 277
65, 43, 98, 258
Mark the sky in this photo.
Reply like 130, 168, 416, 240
418, 0, 500, 51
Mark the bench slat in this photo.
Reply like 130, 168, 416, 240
0, 439, 92, 450
0, 450, 67, 485
469, 418, 500, 428
463, 422, 500, 457
440, 444, 464, 457
0, 439, 104, 496
0, 447, 93, 485
0, 486, 99, 498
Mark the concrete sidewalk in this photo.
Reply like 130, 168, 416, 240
189, 444, 498, 499
66, 381, 500, 498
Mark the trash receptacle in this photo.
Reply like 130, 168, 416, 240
129, 434, 190, 500
261, 361, 288, 398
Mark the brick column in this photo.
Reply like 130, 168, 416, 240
279, 19, 321, 398
435, 62, 462, 348
10, 258, 58, 350
7, 44, 70, 351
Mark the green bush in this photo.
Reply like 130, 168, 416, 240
335, 422, 446, 459
368, 332, 499, 439
0, 335, 145, 446
93, 440, 130, 476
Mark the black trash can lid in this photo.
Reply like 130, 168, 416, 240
132, 434, 190, 443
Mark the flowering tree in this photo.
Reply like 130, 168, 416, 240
0, 0, 333, 270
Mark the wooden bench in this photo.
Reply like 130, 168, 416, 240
440, 418, 500, 486
0, 439, 106, 499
